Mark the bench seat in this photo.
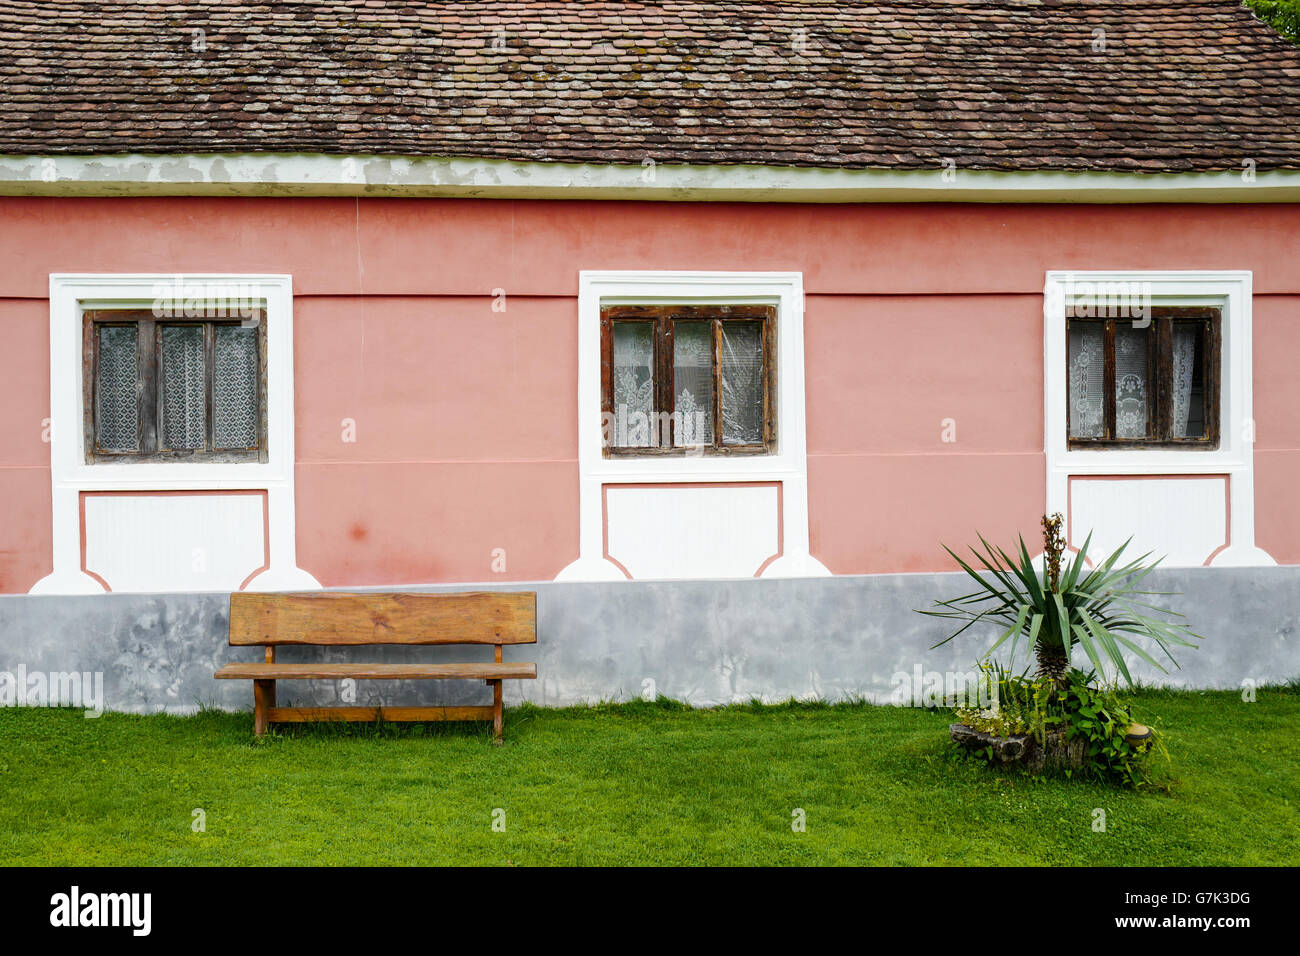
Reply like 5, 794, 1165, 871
216, 590, 538, 741
215, 662, 537, 681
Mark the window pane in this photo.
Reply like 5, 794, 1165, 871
1172, 322, 1207, 439
160, 326, 206, 449
96, 326, 139, 450
1114, 323, 1150, 439
1067, 322, 1104, 439
612, 321, 654, 447
213, 326, 259, 448
721, 321, 764, 445
672, 320, 713, 446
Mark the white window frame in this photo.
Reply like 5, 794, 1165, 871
32, 274, 320, 593
557, 270, 829, 580
1043, 269, 1274, 566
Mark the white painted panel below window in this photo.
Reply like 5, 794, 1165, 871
605, 484, 780, 580
83, 493, 266, 592
1069, 477, 1228, 568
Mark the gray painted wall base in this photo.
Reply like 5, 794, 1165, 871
1, 567, 1296, 716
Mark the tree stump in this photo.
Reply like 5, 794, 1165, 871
950, 724, 1087, 772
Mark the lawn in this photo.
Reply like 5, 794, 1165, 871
1, 687, 1296, 866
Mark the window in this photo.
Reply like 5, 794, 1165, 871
83, 309, 267, 462
600, 305, 776, 455
1066, 307, 1220, 448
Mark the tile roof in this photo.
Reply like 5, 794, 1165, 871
2, 0, 1299, 172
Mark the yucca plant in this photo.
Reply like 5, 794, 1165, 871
920, 514, 1199, 686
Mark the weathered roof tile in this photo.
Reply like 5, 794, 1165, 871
0, 0, 1298, 171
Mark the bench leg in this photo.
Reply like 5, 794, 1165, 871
254, 679, 276, 736
490, 679, 503, 745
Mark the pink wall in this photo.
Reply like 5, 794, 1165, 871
0, 297, 52, 592
805, 294, 1045, 573
0, 197, 1297, 590
1250, 294, 1300, 564
292, 295, 579, 583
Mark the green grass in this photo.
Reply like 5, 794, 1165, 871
1, 687, 1296, 866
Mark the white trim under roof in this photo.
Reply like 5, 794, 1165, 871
2, 153, 1300, 203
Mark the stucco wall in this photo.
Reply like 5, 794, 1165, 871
0, 568, 1295, 715
0, 197, 1298, 591
1251, 293, 1300, 562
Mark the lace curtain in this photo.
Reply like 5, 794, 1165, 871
213, 325, 259, 448
1114, 325, 1149, 439
1068, 325, 1105, 438
673, 320, 713, 445
721, 321, 764, 444
613, 322, 654, 446
1068, 322, 1199, 440
611, 318, 766, 448
1172, 326, 1199, 438
97, 326, 139, 450
160, 325, 206, 449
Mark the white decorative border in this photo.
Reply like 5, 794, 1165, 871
556, 270, 830, 581
31, 274, 320, 594
1043, 269, 1274, 566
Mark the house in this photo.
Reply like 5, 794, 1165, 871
1, 2, 1298, 706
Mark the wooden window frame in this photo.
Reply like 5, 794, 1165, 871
82, 309, 268, 463
600, 304, 777, 457
1066, 306, 1220, 449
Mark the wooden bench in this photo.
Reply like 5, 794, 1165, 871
214, 591, 537, 742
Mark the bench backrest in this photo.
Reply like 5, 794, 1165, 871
229, 592, 537, 646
